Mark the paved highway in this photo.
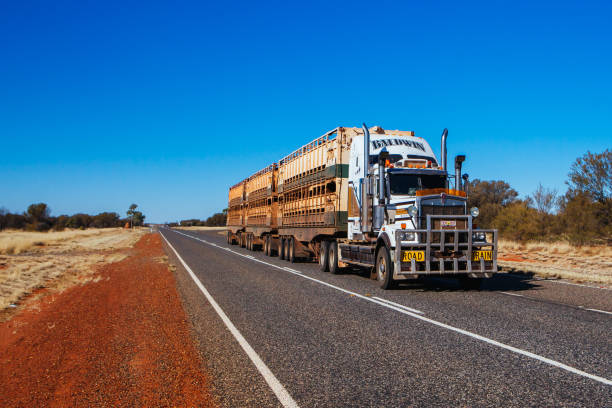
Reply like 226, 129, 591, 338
160, 228, 611, 407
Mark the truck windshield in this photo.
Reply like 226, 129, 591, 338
389, 173, 446, 195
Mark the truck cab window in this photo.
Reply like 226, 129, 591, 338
389, 174, 446, 195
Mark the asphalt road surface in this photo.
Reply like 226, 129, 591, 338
160, 228, 611, 408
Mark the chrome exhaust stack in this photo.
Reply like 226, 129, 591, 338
361, 123, 371, 233
455, 155, 466, 191
440, 128, 448, 171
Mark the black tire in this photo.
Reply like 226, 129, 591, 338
319, 241, 330, 272
376, 246, 395, 289
459, 277, 483, 290
329, 241, 340, 274
289, 238, 296, 263
279, 238, 285, 260
284, 239, 291, 262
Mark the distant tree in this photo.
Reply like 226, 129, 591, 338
53, 215, 70, 231
558, 192, 603, 245
26, 203, 51, 231
126, 204, 142, 228
66, 213, 93, 229
132, 211, 145, 226
91, 212, 121, 228
204, 212, 227, 226
5, 213, 26, 229
26, 203, 50, 222
466, 179, 519, 228
0, 207, 7, 231
530, 183, 558, 215
566, 149, 611, 203
559, 149, 612, 244
493, 201, 540, 242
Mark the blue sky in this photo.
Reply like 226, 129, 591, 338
1, 1, 610, 223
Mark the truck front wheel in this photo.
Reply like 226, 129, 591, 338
376, 246, 395, 290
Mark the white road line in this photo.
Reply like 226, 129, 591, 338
508, 273, 611, 291
372, 297, 424, 315
501, 292, 524, 298
501, 293, 611, 317
160, 232, 300, 408
585, 308, 612, 316
542, 279, 612, 290
167, 229, 612, 387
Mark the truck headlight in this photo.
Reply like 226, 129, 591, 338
472, 231, 486, 242
399, 231, 416, 241
470, 207, 479, 217
407, 205, 418, 217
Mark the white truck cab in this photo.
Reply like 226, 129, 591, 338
340, 125, 497, 289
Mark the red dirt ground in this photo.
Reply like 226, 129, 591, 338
498, 255, 527, 262
0, 234, 216, 408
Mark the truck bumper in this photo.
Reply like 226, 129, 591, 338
393, 215, 498, 277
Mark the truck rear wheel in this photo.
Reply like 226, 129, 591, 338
284, 239, 291, 262
319, 241, 330, 272
376, 246, 395, 290
279, 238, 285, 260
289, 238, 296, 263
329, 241, 340, 274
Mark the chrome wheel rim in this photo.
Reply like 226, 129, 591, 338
378, 255, 386, 281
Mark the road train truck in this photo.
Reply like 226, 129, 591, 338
226, 125, 497, 289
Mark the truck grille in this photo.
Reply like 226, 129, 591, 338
419, 205, 467, 243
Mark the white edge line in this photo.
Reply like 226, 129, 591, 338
501, 292, 524, 298
167, 229, 612, 387
160, 231, 300, 408
585, 308, 612, 316
372, 297, 424, 315
508, 273, 611, 291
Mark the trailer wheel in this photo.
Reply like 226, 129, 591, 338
284, 239, 291, 262
319, 241, 330, 272
279, 238, 285, 260
289, 238, 296, 263
376, 246, 395, 290
329, 241, 340, 274
266, 236, 272, 256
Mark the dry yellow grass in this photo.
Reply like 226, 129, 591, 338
498, 239, 612, 285
0, 228, 146, 315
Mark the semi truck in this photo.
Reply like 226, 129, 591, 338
226, 125, 497, 289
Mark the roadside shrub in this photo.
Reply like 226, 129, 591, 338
493, 201, 540, 242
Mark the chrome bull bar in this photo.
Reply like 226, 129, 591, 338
393, 215, 498, 276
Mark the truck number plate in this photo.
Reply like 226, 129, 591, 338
402, 251, 425, 262
440, 220, 456, 228
472, 250, 492, 261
